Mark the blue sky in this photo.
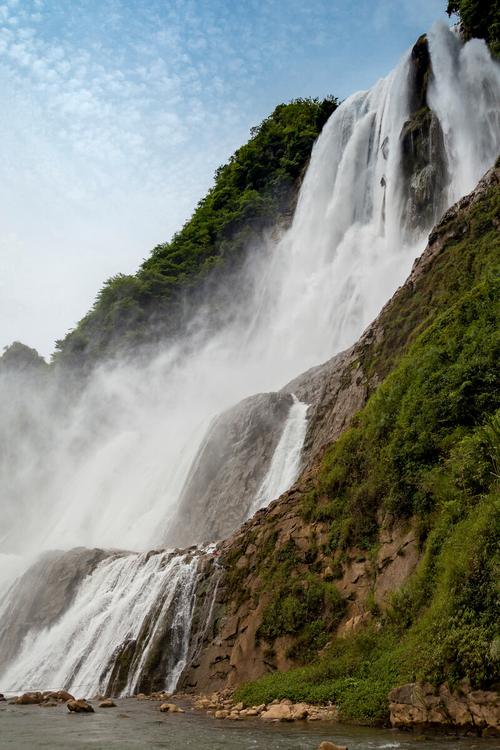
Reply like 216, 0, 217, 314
0, 0, 448, 356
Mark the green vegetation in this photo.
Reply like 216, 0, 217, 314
0, 342, 48, 373
447, 0, 500, 56
237, 628, 403, 721
54, 97, 337, 366
234, 176, 500, 722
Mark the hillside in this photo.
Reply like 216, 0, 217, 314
177, 163, 500, 726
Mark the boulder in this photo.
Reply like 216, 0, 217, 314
215, 709, 229, 718
261, 703, 293, 721
291, 702, 309, 720
43, 690, 74, 703
67, 699, 94, 713
15, 692, 43, 705
99, 699, 117, 708
159, 702, 184, 713
0, 693, 5, 702
388, 681, 500, 733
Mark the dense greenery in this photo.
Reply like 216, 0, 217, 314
54, 97, 337, 366
0, 342, 48, 373
234, 176, 500, 721
447, 0, 500, 56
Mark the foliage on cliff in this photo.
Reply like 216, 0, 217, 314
234, 171, 500, 721
53, 97, 337, 367
0, 342, 48, 373
447, 0, 500, 56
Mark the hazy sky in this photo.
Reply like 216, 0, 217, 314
0, 0, 447, 357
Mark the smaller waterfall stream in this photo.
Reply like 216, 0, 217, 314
248, 395, 309, 517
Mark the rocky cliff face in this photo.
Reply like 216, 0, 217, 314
399, 35, 449, 235
176, 164, 500, 703
389, 682, 500, 735
164, 392, 293, 548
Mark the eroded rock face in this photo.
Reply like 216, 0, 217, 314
389, 682, 500, 735
399, 35, 450, 236
164, 392, 293, 547
177, 165, 500, 695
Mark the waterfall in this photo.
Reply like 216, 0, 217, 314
0, 551, 201, 696
1, 23, 499, 694
248, 395, 309, 516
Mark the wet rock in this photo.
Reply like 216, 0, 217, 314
165, 392, 294, 547
160, 702, 184, 713
0, 693, 6, 701
43, 690, 74, 703
318, 742, 347, 750
99, 699, 117, 708
15, 692, 43, 705
67, 699, 94, 713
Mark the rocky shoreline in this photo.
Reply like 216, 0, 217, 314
4, 681, 499, 738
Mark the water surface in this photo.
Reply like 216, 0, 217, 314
0, 699, 496, 750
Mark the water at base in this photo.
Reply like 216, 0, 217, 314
1, 700, 497, 750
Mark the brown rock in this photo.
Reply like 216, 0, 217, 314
261, 704, 293, 721
43, 690, 74, 703
160, 702, 184, 713
318, 743, 347, 750
291, 702, 309, 720
67, 699, 94, 713
99, 699, 117, 708
15, 692, 43, 705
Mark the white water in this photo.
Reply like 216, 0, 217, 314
0, 551, 200, 696
248, 395, 309, 517
1, 23, 499, 693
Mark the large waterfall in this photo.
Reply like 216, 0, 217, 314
0, 23, 499, 696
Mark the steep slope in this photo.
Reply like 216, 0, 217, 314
179, 164, 500, 725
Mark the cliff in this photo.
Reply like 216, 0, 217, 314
177, 164, 500, 727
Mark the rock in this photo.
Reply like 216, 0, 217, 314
99, 699, 117, 708
15, 692, 43, 705
164, 392, 294, 547
136, 693, 148, 700
0, 693, 5, 702
261, 703, 293, 721
43, 690, 74, 703
41, 701, 58, 707
160, 702, 184, 713
215, 709, 229, 718
388, 681, 500, 733
67, 699, 94, 713
318, 743, 347, 750
291, 702, 309, 720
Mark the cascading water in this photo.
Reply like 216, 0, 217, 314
248, 395, 309, 517
1, 23, 499, 695
0, 550, 201, 696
